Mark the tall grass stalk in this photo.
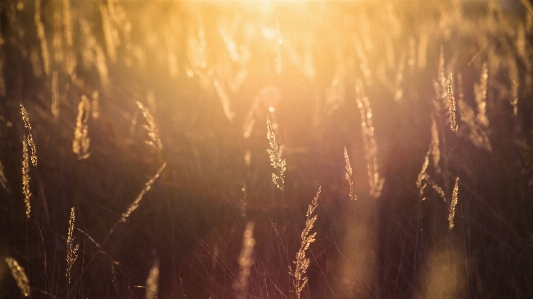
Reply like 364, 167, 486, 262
290, 186, 320, 299
66, 207, 79, 284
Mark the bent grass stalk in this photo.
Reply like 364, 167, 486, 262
119, 163, 167, 224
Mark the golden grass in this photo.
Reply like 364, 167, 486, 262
344, 147, 356, 200
66, 207, 79, 284
234, 221, 255, 299
136, 101, 163, 151
119, 163, 167, 224
34, 0, 50, 76
448, 177, 460, 230
72, 95, 91, 160
145, 258, 160, 299
51, 71, 60, 121
355, 81, 384, 198
5, 257, 30, 297
0, 159, 8, 191
290, 186, 320, 299
267, 117, 286, 190
447, 73, 458, 133
22, 139, 31, 218
416, 150, 446, 202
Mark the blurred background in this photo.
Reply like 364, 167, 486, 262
0, 0, 532, 298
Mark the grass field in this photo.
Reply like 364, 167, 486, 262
1, 0, 532, 298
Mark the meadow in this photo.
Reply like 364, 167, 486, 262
0, 0, 532, 298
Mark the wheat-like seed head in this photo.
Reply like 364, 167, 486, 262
136, 101, 163, 151
22, 139, 31, 218
344, 147, 356, 200
448, 177, 460, 230
290, 186, 320, 299
355, 81, 384, 198
66, 207, 79, 284
20, 104, 32, 130
267, 117, 286, 190
447, 73, 458, 133
73, 95, 91, 159
430, 115, 441, 173
473, 63, 489, 127
5, 257, 30, 297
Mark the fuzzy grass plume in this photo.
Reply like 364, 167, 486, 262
448, 177, 460, 230
416, 149, 446, 202
20, 104, 37, 166
290, 186, 320, 299
72, 95, 91, 159
344, 147, 356, 200
447, 73, 458, 133
66, 207, 79, 284
5, 257, 30, 297
137, 101, 163, 151
267, 117, 286, 190
355, 81, 384, 198
22, 139, 31, 218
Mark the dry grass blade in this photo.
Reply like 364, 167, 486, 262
267, 117, 286, 190
34, 0, 50, 76
5, 257, 30, 297
447, 73, 458, 133
344, 147, 356, 200
355, 81, 384, 198
416, 149, 446, 202
448, 177, 460, 230
234, 221, 255, 299
51, 71, 60, 121
22, 139, 31, 218
72, 95, 91, 159
120, 163, 167, 224
20, 104, 32, 130
290, 186, 320, 299
145, 258, 160, 299
430, 115, 441, 173
20, 104, 37, 166
136, 101, 163, 151
473, 63, 488, 127
0, 159, 9, 191
66, 207, 79, 284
